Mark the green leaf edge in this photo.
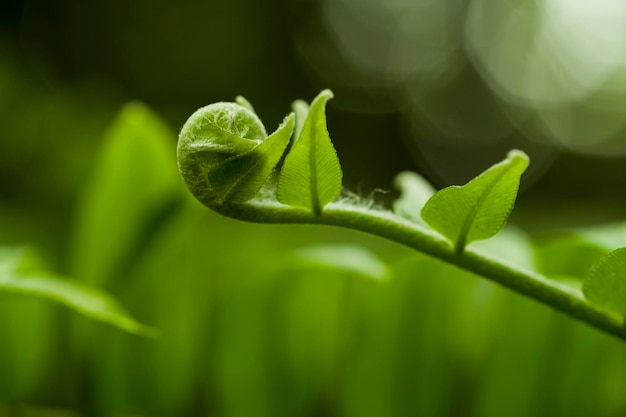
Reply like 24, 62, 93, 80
0, 273, 158, 338
583, 247, 626, 318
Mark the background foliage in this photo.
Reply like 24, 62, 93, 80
1, 0, 626, 416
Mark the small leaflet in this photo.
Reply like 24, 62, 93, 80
235, 95, 256, 113
393, 171, 436, 224
277, 90, 343, 215
291, 99, 310, 143
421, 150, 529, 253
583, 247, 626, 317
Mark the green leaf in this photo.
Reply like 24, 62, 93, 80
207, 113, 295, 202
277, 90, 343, 215
291, 99, 309, 143
421, 150, 529, 253
583, 247, 626, 316
393, 171, 436, 224
70, 102, 182, 288
235, 95, 256, 113
291, 244, 390, 281
574, 221, 626, 252
536, 235, 607, 280
472, 225, 537, 271
1, 274, 157, 337
0, 247, 156, 336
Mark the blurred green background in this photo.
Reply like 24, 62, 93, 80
2, 0, 626, 416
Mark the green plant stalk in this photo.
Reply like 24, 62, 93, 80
176, 93, 624, 342
214, 199, 626, 341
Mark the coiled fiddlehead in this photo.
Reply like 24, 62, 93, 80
177, 98, 295, 218
177, 90, 342, 222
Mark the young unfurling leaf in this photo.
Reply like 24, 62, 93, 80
421, 150, 529, 253
277, 90, 343, 215
291, 99, 310, 143
178, 99, 296, 209
393, 171, 436, 225
583, 248, 626, 317
207, 113, 294, 202
235, 95, 256, 113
